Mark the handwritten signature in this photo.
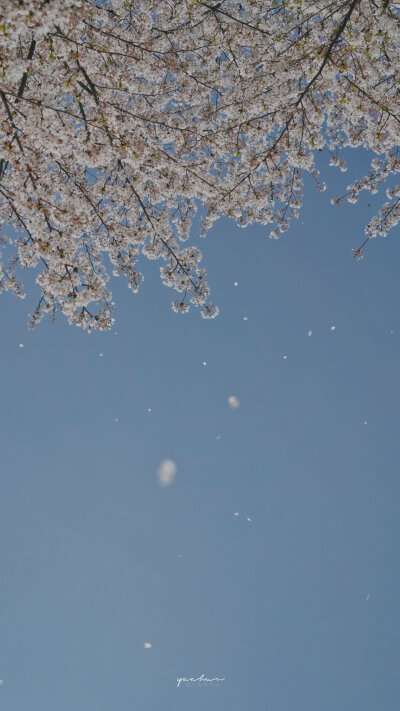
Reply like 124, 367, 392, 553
177, 674, 226, 688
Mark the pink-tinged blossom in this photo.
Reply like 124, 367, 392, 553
352, 247, 365, 260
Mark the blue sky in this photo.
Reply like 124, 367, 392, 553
0, 150, 400, 710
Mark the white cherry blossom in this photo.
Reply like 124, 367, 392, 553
0, 0, 399, 330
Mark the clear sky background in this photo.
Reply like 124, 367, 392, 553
0, 149, 400, 711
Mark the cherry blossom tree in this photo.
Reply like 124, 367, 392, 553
0, 0, 399, 330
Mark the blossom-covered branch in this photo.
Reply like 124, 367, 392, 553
0, 0, 399, 329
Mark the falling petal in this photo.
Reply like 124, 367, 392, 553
157, 459, 177, 486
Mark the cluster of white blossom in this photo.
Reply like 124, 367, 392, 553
0, 0, 399, 329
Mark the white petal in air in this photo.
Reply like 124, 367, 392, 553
157, 459, 177, 486
228, 395, 240, 409
144, 642, 152, 649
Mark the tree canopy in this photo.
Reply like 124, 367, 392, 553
0, 0, 399, 329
